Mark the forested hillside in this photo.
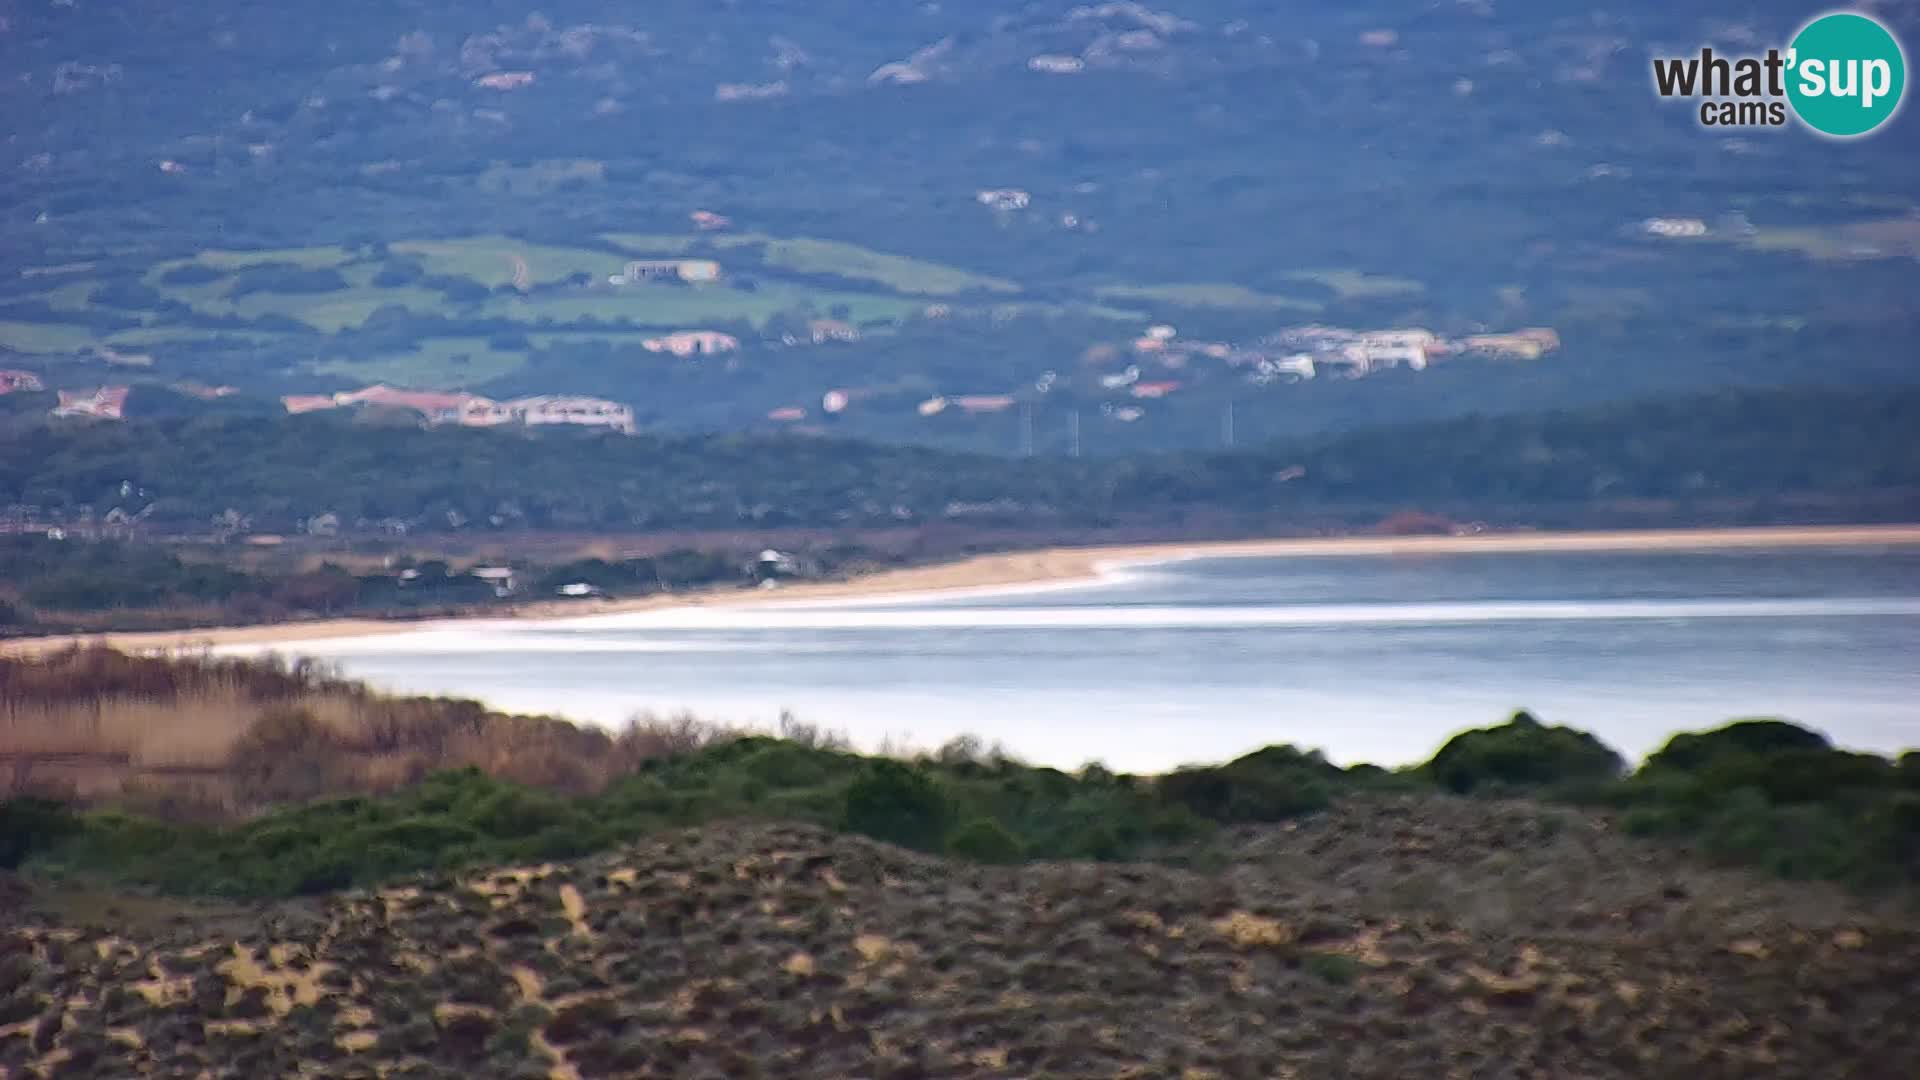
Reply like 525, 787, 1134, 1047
3, 1, 1915, 450
4, 385, 1915, 535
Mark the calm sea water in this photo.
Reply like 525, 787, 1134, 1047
251, 547, 1920, 772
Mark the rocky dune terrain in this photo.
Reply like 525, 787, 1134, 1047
3, 795, 1915, 1078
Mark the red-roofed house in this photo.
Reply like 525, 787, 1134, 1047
1130, 380, 1183, 399
0, 370, 44, 395
955, 395, 1016, 414
282, 394, 339, 414
337, 385, 473, 417
52, 386, 130, 420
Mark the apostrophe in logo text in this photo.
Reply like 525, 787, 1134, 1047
1651, 10, 1907, 138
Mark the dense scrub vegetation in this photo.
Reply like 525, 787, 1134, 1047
0, 534, 874, 636
3, 651, 1914, 898
5, 384, 1916, 536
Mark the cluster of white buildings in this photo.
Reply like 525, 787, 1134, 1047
608, 259, 722, 287
1643, 217, 1709, 239
1242, 325, 1561, 382
282, 385, 635, 433
642, 330, 740, 357
976, 188, 1031, 212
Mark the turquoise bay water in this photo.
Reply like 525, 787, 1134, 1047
252, 547, 1920, 772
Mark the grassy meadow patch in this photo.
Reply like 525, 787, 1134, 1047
486, 283, 920, 328
1745, 215, 1920, 261
391, 237, 628, 289
717, 235, 1022, 295
476, 158, 607, 197
309, 337, 529, 387
1281, 268, 1426, 301
1096, 282, 1323, 312
0, 321, 102, 353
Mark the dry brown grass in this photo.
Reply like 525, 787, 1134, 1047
0, 646, 745, 818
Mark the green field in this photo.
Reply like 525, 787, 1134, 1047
1282, 269, 1426, 301
716, 234, 1022, 295
192, 246, 354, 270
106, 327, 290, 346
524, 330, 664, 349
1555, 285, 1656, 323
487, 282, 922, 328
310, 337, 528, 387
1744, 216, 1920, 261
32, 281, 99, 313
140, 257, 447, 332
3, 233, 1205, 387
0, 320, 101, 353
1097, 282, 1323, 312
392, 236, 628, 288
476, 158, 606, 197
602, 233, 700, 256
986, 301, 1148, 322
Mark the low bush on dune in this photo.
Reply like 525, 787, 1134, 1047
1421, 711, 1628, 794
1583, 720, 1920, 888
0, 797, 77, 870
3, 651, 1916, 897
1157, 744, 1348, 823
6, 735, 1208, 896
842, 760, 954, 852
1641, 719, 1836, 773
947, 818, 1025, 863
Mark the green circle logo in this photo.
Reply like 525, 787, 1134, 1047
1787, 12, 1906, 137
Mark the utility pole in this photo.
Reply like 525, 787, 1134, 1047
1068, 408, 1081, 459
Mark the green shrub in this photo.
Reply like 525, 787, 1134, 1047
464, 787, 580, 838
1301, 951, 1362, 986
1690, 748, 1895, 805
0, 798, 79, 870
946, 818, 1024, 863
1861, 792, 1920, 877
841, 760, 952, 852
1159, 766, 1330, 824
1422, 711, 1625, 794
735, 740, 850, 789
1157, 744, 1340, 824
1643, 719, 1832, 773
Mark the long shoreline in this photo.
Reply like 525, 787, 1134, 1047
6, 523, 1919, 656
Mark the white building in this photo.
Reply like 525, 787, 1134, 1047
1359, 343, 1429, 371
1028, 54, 1085, 74
643, 330, 739, 357
1265, 354, 1317, 380
1360, 328, 1439, 350
1643, 217, 1709, 238
508, 396, 636, 434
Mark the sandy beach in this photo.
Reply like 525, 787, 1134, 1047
7, 523, 1919, 657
